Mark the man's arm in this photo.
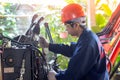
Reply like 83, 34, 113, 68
55, 44, 99, 80
39, 37, 76, 57
49, 42, 76, 57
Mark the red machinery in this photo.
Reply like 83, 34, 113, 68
97, 3, 120, 79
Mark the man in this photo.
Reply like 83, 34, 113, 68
39, 3, 109, 80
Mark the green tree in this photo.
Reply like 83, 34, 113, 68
0, 2, 18, 38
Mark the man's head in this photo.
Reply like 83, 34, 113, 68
61, 3, 86, 37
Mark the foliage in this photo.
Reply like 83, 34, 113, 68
0, 2, 18, 38
93, 0, 118, 33
57, 54, 69, 69
95, 13, 107, 29
64, 0, 86, 4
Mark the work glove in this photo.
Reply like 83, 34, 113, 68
39, 36, 49, 48
48, 69, 57, 80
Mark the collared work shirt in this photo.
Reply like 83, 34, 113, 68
49, 29, 109, 80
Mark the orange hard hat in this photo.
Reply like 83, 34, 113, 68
61, 3, 85, 23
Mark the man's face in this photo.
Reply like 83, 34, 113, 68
64, 23, 78, 36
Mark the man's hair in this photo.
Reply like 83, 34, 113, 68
71, 16, 86, 28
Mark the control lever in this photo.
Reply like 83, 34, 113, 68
25, 14, 38, 35
44, 23, 59, 72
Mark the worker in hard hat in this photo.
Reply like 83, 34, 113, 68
39, 3, 109, 80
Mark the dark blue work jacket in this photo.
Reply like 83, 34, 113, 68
49, 29, 109, 80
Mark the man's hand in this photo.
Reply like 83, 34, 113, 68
39, 37, 49, 48
48, 70, 57, 80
